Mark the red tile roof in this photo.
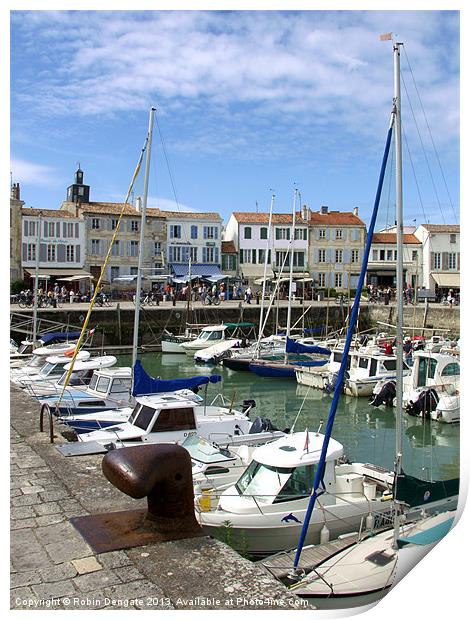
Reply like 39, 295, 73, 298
233, 210, 365, 226
159, 210, 222, 221
232, 212, 306, 225
421, 224, 460, 233
308, 211, 365, 226
221, 240, 237, 253
22, 208, 77, 218
372, 233, 421, 244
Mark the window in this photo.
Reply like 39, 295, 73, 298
318, 273, 326, 287
111, 240, 120, 256
91, 239, 100, 255
222, 255, 236, 270
109, 378, 132, 394
189, 247, 198, 262
47, 244, 56, 262
170, 225, 181, 239
130, 267, 138, 276
131, 220, 139, 232
240, 249, 252, 264
293, 252, 305, 267
351, 249, 359, 263
91, 218, 100, 230
96, 377, 111, 394
335, 272, 343, 288
394, 250, 397, 260
204, 226, 218, 240
433, 253, 441, 270
204, 247, 216, 262
151, 407, 196, 432
66, 245, 75, 262
130, 241, 139, 257
45, 222, 55, 237
154, 242, 162, 256
169, 246, 182, 262
244, 226, 252, 239
110, 266, 120, 281
379, 250, 385, 261
25, 220, 37, 237
258, 249, 266, 264
318, 249, 326, 263
336, 229, 343, 239
274, 464, 317, 503
319, 229, 326, 239
441, 363, 460, 377
191, 225, 198, 240
450, 234, 456, 244
111, 218, 119, 230
335, 249, 343, 264
412, 250, 418, 261
275, 227, 290, 240
449, 253, 457, 269
372, 250, 378, 261
27, 243, 36, 261
260, 227, 268, 240
132, 405, 156, 430
387, 249, 393, 261
294, 228, 307, 240
64, 223, 76, 238
276, 251, 289, 267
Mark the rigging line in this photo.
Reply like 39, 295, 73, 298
402, 44, 458, 224
400, 71, 447, 224
384, 139, 395, 229
401, 120, 429, 225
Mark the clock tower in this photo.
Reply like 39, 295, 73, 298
66, 165, 90, 203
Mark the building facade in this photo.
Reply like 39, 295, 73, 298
10, 183, 24, 283
414, 224, 460, 295
367, 232, 422, 289
307, 206, 367, 292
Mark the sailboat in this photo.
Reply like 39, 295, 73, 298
260, 41, 459, 609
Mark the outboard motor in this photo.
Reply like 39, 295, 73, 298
248, 416, 280, 434
405, 388, 439, 418
370, 380, 396, 408
241, 399, 256, 415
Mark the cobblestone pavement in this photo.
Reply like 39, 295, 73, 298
10, 386, 305, 611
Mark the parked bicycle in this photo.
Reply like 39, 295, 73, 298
95, 293, 113, 307
204, 293, 221, 306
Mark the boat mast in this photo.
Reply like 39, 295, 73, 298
284, 187, 297, 363
132, 107, 156, 369
32, 212, 42, 344
255, 192, 275, 358
393, 41, 405, 548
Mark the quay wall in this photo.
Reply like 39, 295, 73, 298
11, 302, 460, 347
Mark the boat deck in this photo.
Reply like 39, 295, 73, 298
259, 534, 359, 582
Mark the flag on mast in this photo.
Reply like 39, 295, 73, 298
380, 32, 393, 41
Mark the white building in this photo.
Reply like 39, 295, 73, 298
163, 211, 224, 281
367, 232, 422, 289
21, 208, 87, 285
414, 224, 460, 295
224, 211, 309, 287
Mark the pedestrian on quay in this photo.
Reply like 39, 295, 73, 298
447, 289, 455, 308
69, 289, 75, 304
245, 286, 252, 304
403, 337, 413, 366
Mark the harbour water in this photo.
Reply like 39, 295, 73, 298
117, 352, 459, 482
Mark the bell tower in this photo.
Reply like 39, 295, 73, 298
66, 164, 90, 203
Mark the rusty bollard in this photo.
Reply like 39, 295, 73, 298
70, 444, 203, 553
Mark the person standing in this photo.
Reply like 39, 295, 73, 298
245, 286, 252, 304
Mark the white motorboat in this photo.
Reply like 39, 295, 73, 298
26, 355, 117, 397
11, 351, 91, 388
180, 325, 228, 354
38, 366, 133, 421
10, 342, 77, 372
161, 329, 200, 353
194, 339, 243, 364
197, 431, 394, 558
74, 391, 254, 449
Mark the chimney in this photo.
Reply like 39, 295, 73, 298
11, 183, 20, 200
135, 196, 142, 213
301, 204, 310, 222
320, 205, 328, 215
353, 207, 359, 216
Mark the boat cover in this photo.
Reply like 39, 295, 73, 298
285, 336, 330, 356
396, 517, 454, 548
40, 331, 82, 345
132, 359, 222, 396
395, 472, 459, 508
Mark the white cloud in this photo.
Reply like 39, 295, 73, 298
10, 158, 59, 187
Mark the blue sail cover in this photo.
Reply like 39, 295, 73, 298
40, 331, 82, 345
132, 359, 222, 396
285, 337, 330, 356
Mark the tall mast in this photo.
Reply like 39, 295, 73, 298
132, 107, 156, 370
255, 192, 275, 358
284, 187, 297, 363
32, 212, 42, 344
393, 41, 404, 548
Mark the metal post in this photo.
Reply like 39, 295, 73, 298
132, 107, 156, 370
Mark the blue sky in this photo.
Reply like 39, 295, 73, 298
10, 8, 460, 229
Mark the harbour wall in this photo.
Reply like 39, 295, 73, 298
11, 302, 460, 347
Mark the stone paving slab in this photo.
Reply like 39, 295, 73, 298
10, 385, 307, 611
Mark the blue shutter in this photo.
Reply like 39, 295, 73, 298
57, 244, 66, 262
202, 247, 207, 262
215, 248, 219, 264
203, 227, 207, 240
215, 227, 218, 240
76, 245, 80, 263
22, 243, 27, 261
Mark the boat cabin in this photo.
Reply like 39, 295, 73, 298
410, 352, 460, 391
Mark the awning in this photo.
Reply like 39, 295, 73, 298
431, 273, 460, 287
25, 268, 93, 279
170, 263, 228, 281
